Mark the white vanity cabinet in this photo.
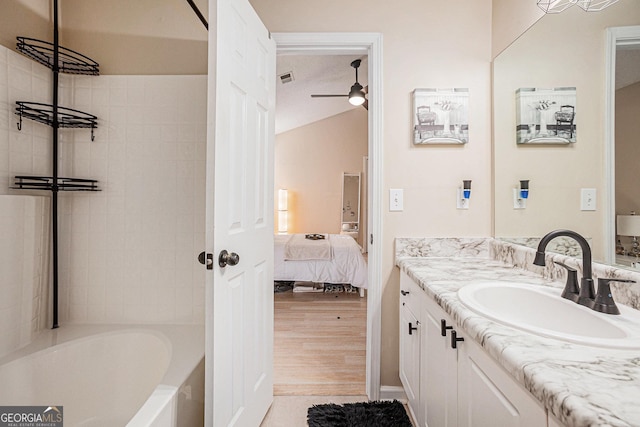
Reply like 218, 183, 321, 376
399, 273, 423, 424
399, 270, 549, 427
422, 293, 459, 427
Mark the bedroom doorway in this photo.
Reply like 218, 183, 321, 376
272, 33, 383, 401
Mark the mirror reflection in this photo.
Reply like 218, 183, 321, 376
492, 2, 640, 268
615, 39, 640, 268
341, 173, 361, 242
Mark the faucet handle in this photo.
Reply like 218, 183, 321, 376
553, 261, 576, 272
554, 261, 579, 302
593, 278, 636, 315
599, 278, 636, 285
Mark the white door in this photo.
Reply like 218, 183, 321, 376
204, 0, 276, 425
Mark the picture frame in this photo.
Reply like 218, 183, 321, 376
515, 87, 577, 144
412, 88, 469, 145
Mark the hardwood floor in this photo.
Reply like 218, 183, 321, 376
273, 288, 367, 396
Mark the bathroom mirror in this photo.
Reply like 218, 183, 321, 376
492, 2, 640, 267
341, 173, 361, 232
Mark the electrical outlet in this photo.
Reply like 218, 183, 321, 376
581, 188, 596, 211
389, 189, 403, 211
513, 188, 527, 209
457, 189, 469, 209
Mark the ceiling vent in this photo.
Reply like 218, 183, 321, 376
279, 72, 294, 84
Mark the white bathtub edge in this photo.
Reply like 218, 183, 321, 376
127, 385, 179, 427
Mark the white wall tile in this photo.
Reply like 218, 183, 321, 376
1, 46, 207, 331
0, 195, 50, 357
73, 86, 92, 109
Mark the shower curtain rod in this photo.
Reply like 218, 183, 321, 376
186, 0, 209, 30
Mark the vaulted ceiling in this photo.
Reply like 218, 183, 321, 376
616, 46, 640, 90
275, 55, 368, 134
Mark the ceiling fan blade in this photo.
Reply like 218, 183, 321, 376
362, 99, 368, 110
311, 94, 348, 98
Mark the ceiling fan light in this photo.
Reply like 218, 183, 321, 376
349, 83, 366, 106
349, 93, 366, 106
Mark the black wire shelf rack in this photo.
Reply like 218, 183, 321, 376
15, 101, 98, 140
12, 176, 100, 192
16, 37, 99, 75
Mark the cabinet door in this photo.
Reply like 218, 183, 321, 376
399, 300, 421, 424
400, 271, 424, 423
422, 296, 458, 427
457, 336, 547, 427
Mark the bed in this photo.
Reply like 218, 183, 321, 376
274, 233, 368, 290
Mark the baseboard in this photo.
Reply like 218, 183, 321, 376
379, 385, 407, 402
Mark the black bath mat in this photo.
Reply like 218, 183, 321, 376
307, 400, 412, 427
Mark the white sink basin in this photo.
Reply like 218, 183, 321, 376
457, 282, 640, 349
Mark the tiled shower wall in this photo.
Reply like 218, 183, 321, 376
0, 43, 206, 328
0, 196, 49, 358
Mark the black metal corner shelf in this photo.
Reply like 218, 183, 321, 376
12, 176, 100, 192
17, 37, 99, 76
16, 101, 97, 139
11, 0, 101, 329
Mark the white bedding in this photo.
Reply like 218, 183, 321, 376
274, 234, 368, 288
284, 234, 331, 260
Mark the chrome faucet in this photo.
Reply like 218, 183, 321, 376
533, 230, 594, 308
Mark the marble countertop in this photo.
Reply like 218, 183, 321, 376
396, 251, 640, 427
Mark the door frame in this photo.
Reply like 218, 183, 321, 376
272, 32, 383, 400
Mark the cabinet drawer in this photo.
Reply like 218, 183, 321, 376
400, 270, 423, 314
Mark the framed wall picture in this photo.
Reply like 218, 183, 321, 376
516, 87, 577, 144
412, 88, 469, 145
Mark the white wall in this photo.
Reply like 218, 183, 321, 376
57, 73, 207, 324
0, 44, 207, 328
274, 108, 368, 241
0, 45, 52, 355
491, 0, 544, 58
0, 195, 49, 358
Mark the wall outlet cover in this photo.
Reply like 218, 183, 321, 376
457, 189, 470, 209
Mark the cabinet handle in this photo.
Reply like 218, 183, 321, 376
440, 319, 453, 337
409, 321, 419, 335
451, 330, 465, 349
401, 290, 409, 296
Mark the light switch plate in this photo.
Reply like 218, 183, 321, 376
390, 189, 403, 211
581, 188, 596, 211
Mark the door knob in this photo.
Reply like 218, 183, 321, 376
218, 250, 240, 267
198, 252, 214, 270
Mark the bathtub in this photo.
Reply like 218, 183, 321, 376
0, 324, 204, 426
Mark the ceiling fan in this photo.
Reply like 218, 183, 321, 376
311, 59, 368, 110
